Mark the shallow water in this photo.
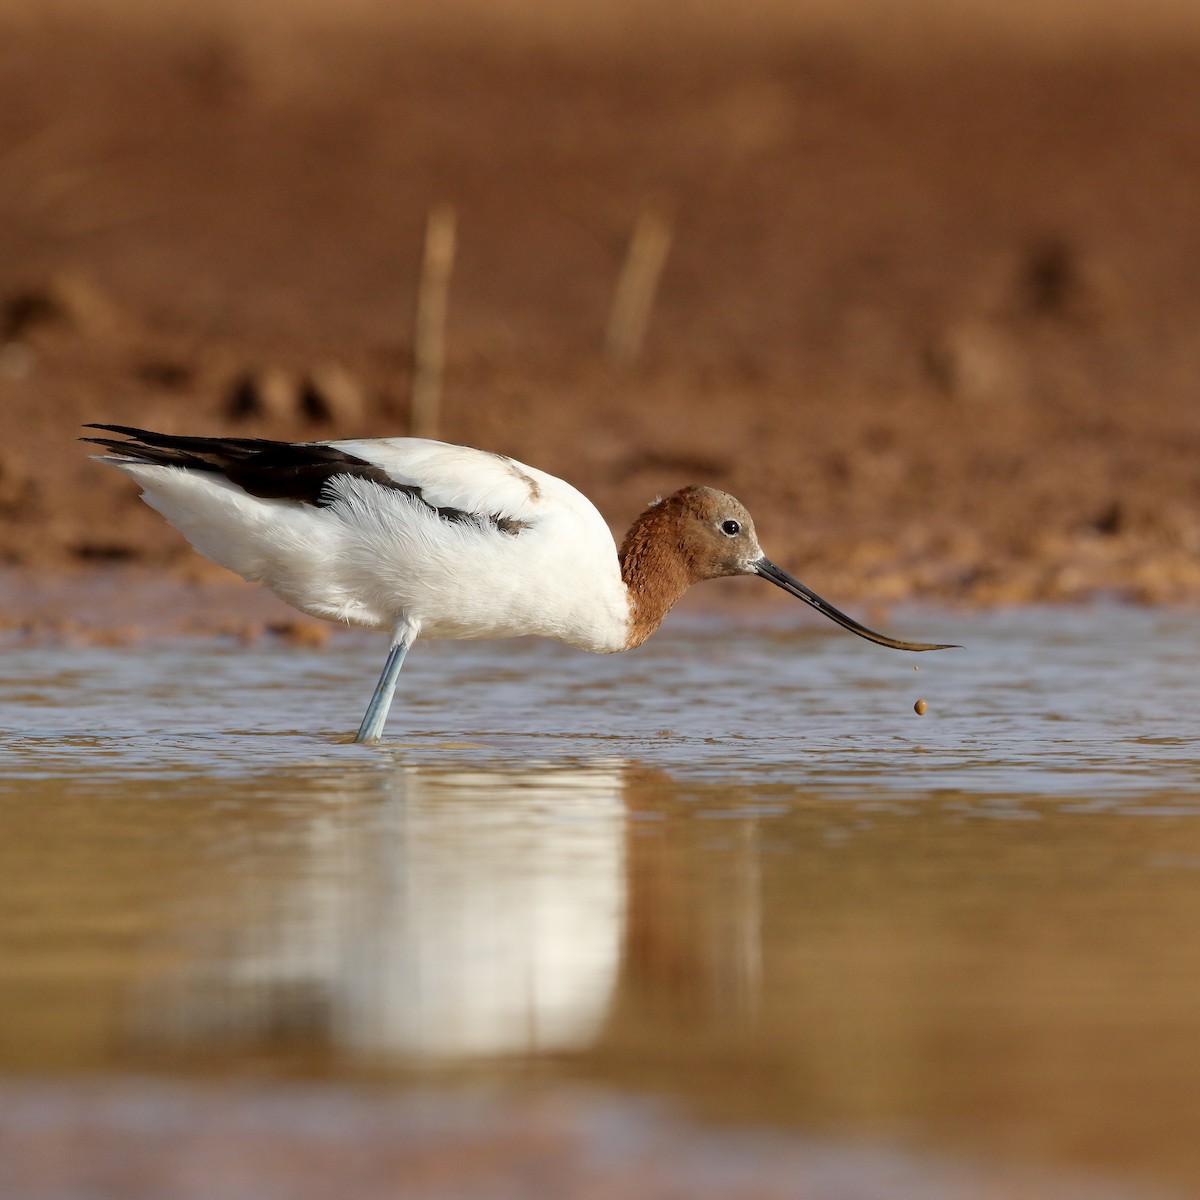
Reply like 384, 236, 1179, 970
3, 605, 1200, 1196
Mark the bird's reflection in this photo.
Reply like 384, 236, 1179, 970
140, 762, 628, 1062
134, 757, 769, 1070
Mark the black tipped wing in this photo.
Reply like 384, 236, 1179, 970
83, 424, 529, 535
83, 423, 398, 505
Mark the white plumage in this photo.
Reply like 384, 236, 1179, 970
119, 439, 630, 653
86, 424, 955, 743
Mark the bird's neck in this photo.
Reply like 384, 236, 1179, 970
618, 506, 693, 649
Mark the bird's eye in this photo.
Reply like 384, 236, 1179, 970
721, 519, 741, 537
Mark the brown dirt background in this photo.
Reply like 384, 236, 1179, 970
5, 0, 1200, 624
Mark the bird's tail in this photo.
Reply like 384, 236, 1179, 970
80, 424, 269, 472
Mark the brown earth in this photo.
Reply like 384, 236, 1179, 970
4, 2, 1200, 632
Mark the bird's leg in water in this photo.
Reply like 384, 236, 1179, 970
355, 626, 414, 743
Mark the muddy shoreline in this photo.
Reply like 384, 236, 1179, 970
3, 8, 1200, 612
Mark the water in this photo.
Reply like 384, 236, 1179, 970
2, 605, 1200, 1196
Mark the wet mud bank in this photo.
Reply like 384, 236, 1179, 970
1, 8, 1200, 605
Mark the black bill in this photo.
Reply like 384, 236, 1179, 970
754, 558, 959, 652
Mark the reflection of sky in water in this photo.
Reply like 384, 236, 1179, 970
3, 605, 1200, 794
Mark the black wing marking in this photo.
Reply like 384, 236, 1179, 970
83, 424, 530, 535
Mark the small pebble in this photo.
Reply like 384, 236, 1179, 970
301, 362, 365, 425
226, 366, 295, 421
914, 698, 928, 716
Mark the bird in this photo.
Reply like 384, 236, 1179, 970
84, 424, 957, 743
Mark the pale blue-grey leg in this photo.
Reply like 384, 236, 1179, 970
354, 635, 411, 744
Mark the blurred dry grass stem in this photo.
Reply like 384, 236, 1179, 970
410, 205, 456, 440
606, 207, 673, 369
